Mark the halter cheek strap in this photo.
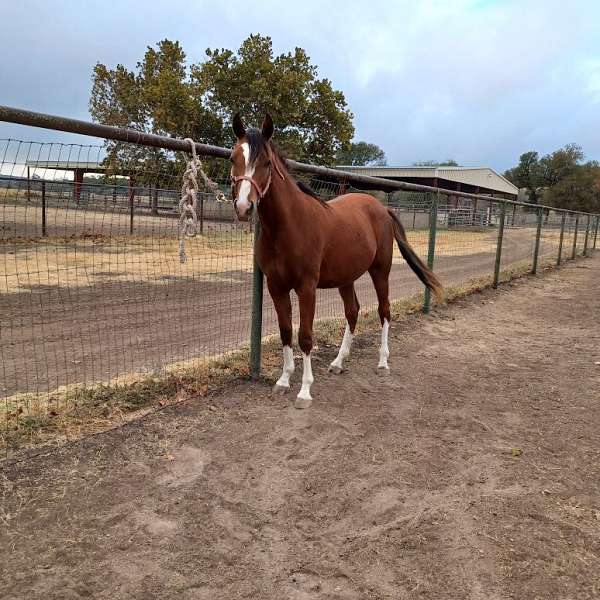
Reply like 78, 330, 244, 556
231, 144, 285, 201
231, 172, 272, 199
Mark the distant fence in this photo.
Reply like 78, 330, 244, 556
1, 105, 598, 454
0, 177, 236, 236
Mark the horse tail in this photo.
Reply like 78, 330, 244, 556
387, 209, 444, 302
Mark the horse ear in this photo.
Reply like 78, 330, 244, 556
232, 112, 245, 139
262, 113, 274, 140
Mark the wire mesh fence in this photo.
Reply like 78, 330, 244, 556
1, 133, 598, 455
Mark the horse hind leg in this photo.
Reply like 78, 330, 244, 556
329, 284, 359, 374
369, 268, 391, 375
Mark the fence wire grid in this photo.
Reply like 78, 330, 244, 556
1, 137, 598, 453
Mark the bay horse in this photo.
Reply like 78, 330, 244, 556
230, 113, 443, 408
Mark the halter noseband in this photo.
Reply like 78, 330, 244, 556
231, 144, 285, 202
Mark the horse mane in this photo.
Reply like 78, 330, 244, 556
245, 127, 329, 208
296, 180, 322, 200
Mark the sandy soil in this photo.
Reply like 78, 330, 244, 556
1, 255, 599, 599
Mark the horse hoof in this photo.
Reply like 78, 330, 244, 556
376, 366, 390, 377
294, 396, 312, 409
328, 364, 344, 375
272, 384, 290, 395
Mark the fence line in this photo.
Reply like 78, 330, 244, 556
1, 104, 592, 213
1, 107, 598, 455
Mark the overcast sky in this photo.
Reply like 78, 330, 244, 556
1, 0, 599, 171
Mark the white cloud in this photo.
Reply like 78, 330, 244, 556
1, 0, 599, 170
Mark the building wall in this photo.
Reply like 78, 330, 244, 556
336, 166, 518, 198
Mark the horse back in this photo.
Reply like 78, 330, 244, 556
327, 192, 391, 233
317, 193, 393, 288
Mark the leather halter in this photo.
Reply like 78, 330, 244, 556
231, 144, 285, 201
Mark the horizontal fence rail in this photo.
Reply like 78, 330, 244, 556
1, 106, 598, 456
0, 105, 590, 213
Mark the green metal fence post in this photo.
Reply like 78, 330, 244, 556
41, 181, 47, 237
532, 207, 543, 274
423, 195, 438, 314
571, 215, 579, 259
250, 219, 264, 379
583, 214, 591, 256
557, 212, 566, 266
594, 215, 599, 251
493, 202, 506, 288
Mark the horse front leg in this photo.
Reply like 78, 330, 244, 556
296, 285, 316, 409
270, 288, 294, 394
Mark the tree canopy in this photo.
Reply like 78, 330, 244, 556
90, 35, 355, 167
543, 160, 600, 213
336, 141, 386, 166
504, 151, 542, 203
504, 144, 600, 212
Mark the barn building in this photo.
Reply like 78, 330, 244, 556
333, 165, 519, 229
336, 165, 518, 202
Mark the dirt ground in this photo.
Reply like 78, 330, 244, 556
1, 227, 544, 399
1, 255, 599, 599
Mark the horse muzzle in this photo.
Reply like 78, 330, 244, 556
234, 197, 253, 221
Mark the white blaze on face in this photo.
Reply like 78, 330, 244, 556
235, 142, 255, 217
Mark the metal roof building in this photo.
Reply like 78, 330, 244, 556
336, 165, 518, 199
25, 160, 107, 173
25, 160, 132, 204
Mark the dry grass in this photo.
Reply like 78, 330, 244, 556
1, 349, 253, 453
0, 234, 254, 294
0, 227, 505, 294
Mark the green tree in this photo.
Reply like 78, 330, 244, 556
544, 161, 600, 213
336, 141, 386, 166
505, 144, 600, 211
195, 34, 353, 163
504, 151, 543, 204
90, 40, 224, 183
412, 159, 459, 167
538, 143, 584, 187
90, 35, 354, 169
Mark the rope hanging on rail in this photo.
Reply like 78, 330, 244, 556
178, 138, 229, 263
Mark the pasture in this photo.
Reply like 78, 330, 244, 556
2, 257, 598, 599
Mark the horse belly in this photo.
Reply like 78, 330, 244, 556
317, 235, 377, 288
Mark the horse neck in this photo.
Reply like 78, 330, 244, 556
257, 159, 316, 240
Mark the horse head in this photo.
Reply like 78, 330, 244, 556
230, 112, 280, 221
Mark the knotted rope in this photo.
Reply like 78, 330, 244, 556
178, 138, 229, 263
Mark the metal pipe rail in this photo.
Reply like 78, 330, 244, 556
1, 105, 597, 218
